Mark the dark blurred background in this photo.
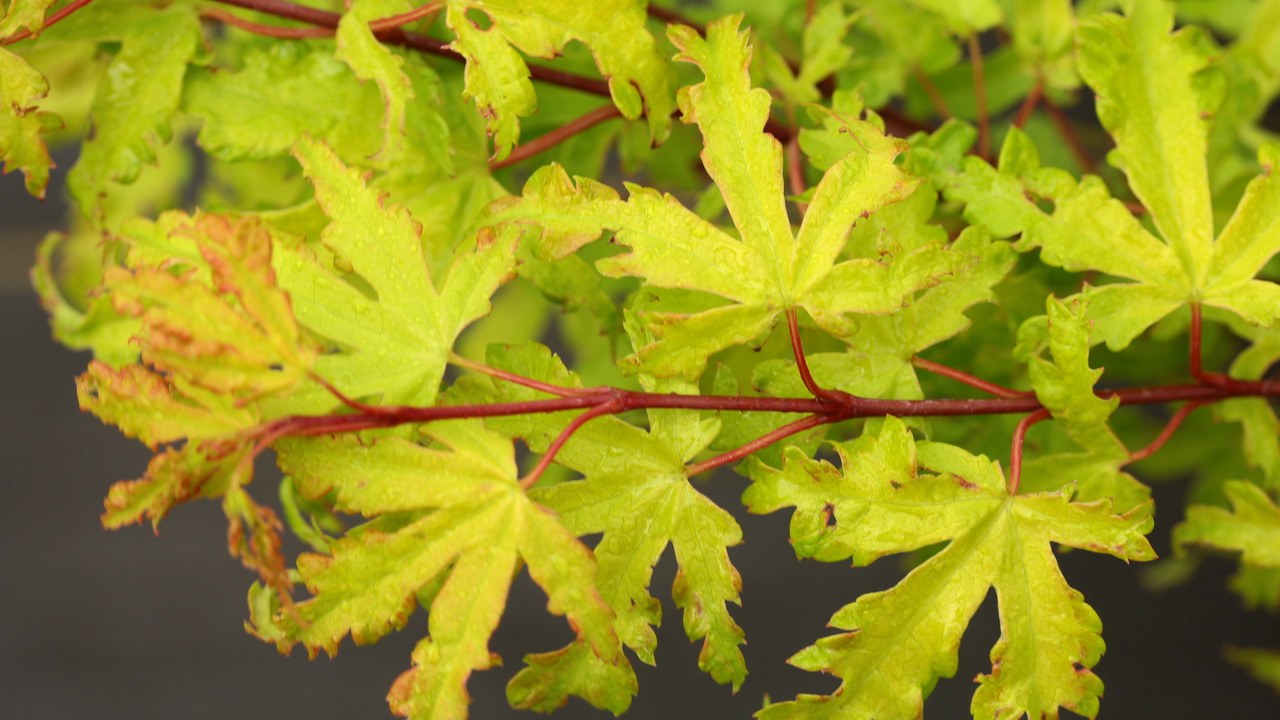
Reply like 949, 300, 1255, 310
4, 143, 1280, 720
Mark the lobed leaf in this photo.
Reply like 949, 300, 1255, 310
751, 417, 1154, 720
443, 0, 673, 159
487, 15, 955, 378
0, 46, 58, 197
1175, 480, 1280, 566
276, 137, 516, 411
267, 420, 623, 720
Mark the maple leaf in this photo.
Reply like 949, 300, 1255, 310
951, 0, 1280, 351
442, 0, 674, 159
76, 211, 317, 596
753, 224, 1014, 402
1175, 479, 1280, 567
0, 0, 57, 38
0, 46, 59, 197
448, 342, 746, 711
34, 0, 203, 218
1019, 297, 1150, 511
746, 416, 1155, 719
272, 136, 517, 412
485, 14, 964, 379
268, 419, 624, 720
335, 0, 418, 163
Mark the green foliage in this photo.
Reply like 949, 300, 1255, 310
9, 0, 1280, 718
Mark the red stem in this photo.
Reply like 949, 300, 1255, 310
1042, 94, 1096, 175
912, 356, 1035, 399
912, 66, 953, 120
1128, 402, 1202, 463
1008, 408, 1051, 494
786, 309, 848, 404
490, 105, 623, 170
519, 399, 623, 489
1, 0, 97, 45
448, 353, 597, 397
685, 414, 830, 477
787, 136, 809, 214
968, 34, 990, 160
1012, 76, 1044, 130
646, 3, 701, 32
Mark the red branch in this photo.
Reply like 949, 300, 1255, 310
1128, 401, 1202, 463
1042, 94, 1096, 175
490, 105, 623, 170
685, 415, 830, 477
967, 34, 990, 160
520, 399, 622, 489
913, 356, 1035, 399
1008, 408, 1051, 494
646, 3, 701, 32
787, 309, 849, 404
1012, 76, 1044, 130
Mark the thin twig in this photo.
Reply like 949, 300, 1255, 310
490, 105, 623, 170
368, 1, 442, 32
685, 414, 830, 477
1012, 76, 1044, 130
1128, 402, 1202, 463
967, 34, 990, 160
786, 134, 808, 215
787, 309, 849, 404
448, 352, 598, 397
1190, 303, 1230, 387
1008, 408, 1051, 494
201, 8, 333, 38
520, 399, 622, 489
911, 66, 952, 120
1, 0, 98, 45
913, 356, 1035, 399
1042, 94, 1096, 175
646, 3, 702, 32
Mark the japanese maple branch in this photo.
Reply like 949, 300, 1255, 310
245, 377, 1280, 460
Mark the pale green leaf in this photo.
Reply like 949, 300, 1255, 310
0, 46, 57, 197
444, 0, 673, 159
0, 0, 56, 37
1027, 297, 1127, 459
267, 421, 623, 720
1217, 399, 1280, 488
275, 138, 516, 410
1077, 0, 1220, 288
485, 16, 953, 377
1175, 480, 1280, 566
336, 0, 415, 162
906, 0, 1003, 35
1226, 646, 1280, 694
61, 3, 203, 217
751, 418, 1154, 720
183, 41, 385, 163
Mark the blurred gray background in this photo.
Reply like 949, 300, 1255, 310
4, 149, 1280, 719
